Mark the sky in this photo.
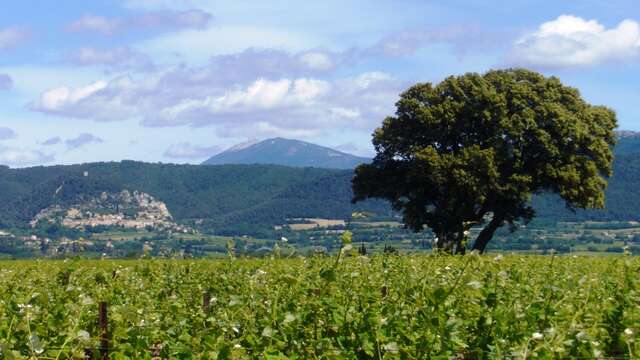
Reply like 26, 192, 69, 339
1, 0, 640, 167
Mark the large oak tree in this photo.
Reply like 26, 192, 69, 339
352, 69, 617, 253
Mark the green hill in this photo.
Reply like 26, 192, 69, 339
2, 132, 640, 236
0, 161, 390, 235
526, 133, 640, 222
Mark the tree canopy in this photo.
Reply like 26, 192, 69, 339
352, 69, 617, 253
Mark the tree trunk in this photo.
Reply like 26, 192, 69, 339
436, 231, 457, 254
472, 214, 504, 253
453, 227, 467, 255
435, 231, 446, 250
436, 224, 469, 254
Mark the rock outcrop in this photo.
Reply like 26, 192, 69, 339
31, 190, 184, 231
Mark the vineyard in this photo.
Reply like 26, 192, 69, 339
0, 254, 638, 359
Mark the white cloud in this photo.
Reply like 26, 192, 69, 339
163, 142, 221, 159
32, 80, 108, 112
151, 77, 330, 126
509, 15, 640, 68
299, 52, 334, 70
30, 41, 404, 138
330, 107, 361, 119
31, 70, 402, 138
213, 78, 326, 109
66, 9, 211, 35
0, 26, 30, 49
0, 65, 106, 95
0, 146, 54, 167
31, 75, 159, 121
349, 71, 393, 89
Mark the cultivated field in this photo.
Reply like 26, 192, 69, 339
286, 218, 347, 231
0, 254, 638, 358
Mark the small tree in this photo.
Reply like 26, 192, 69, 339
353, 69, 617, 254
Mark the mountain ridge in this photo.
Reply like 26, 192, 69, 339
0, 162, 391, 236
202, 137, 371, 169
1, 132, 640, 237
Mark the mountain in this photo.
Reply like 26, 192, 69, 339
202, 138, 371, 169
614, 130, 640, 156
2, 131, 640, 237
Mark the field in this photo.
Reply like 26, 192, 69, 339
286, 219, 347, 231
0, 254, 639, 359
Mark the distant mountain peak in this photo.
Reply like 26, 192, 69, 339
615, 130, 640, 156
202, 138, 370, 169
226, 138, 260, 152
615, 130, 640, 138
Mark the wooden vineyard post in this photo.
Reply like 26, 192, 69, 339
99, 301, 109, 360
202, 293, 211, 313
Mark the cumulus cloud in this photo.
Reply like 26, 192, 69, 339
299, 52, 334, 70
509, 15, 640, 68
33, 76, 148, 121
0, 26, 30, 49
31, 41, 405, 138
0, 127, 16, 141
30, 80, 123, 120
65, 133, 104, 149
66, 9, 212, 35
0, 146, 54, 167
163, 142, 221, 159
66, 46, 154, 71
150, 70, 400, 138
0, 74, 13, 90
32, 69, 403, 138
41, 137, 62, 146
150, 77, 331, 128
169, 78, 327, 115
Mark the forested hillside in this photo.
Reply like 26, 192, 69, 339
529, 134, 640, 221
1, 134, 640, 235
0, 161, 390, 233
531, 153, 640, 221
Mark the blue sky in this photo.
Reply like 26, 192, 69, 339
1, 0, 640, 167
